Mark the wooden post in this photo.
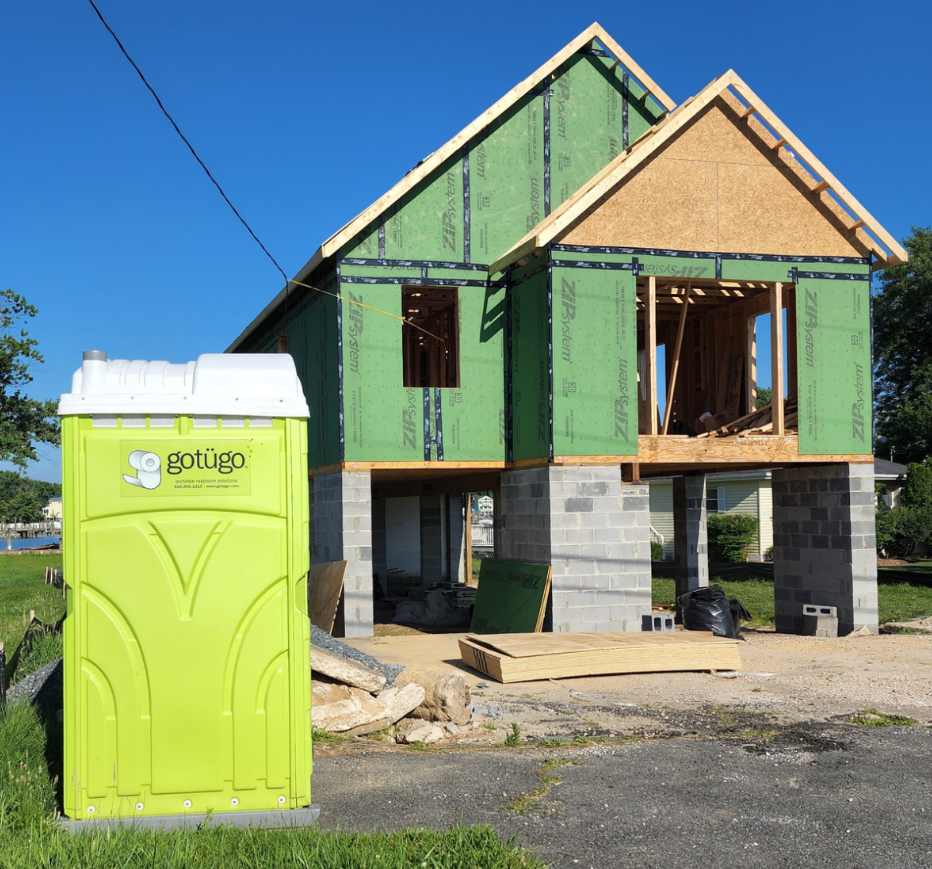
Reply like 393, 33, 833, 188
464, 494, 475, 587
661, 285, 691, 434
646, 276, 658, 435
786, 285, 798, 403
746, 312, 757, 413
771, 282, 785, 436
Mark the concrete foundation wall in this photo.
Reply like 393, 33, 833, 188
312, 470, 373, 637
500, 465, 651, 632
673, 474, 709, 599
773, 463, 878, 635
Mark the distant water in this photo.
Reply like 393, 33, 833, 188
2, 536, 61, 551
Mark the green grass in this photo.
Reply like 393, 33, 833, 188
504, 722, 521, 747
850, 709, 918, 727
652, 575, 932, 626
0, 553, 65, 654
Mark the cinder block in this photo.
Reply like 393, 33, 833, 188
642, 613, 675, 632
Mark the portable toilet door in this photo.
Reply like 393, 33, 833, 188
58, 352, 315, 827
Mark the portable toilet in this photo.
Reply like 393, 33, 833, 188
58, 351, 315, 828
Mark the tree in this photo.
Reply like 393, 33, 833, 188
873, 227, 932, 464
0, 289, 59, 469
756, 386, 772, 408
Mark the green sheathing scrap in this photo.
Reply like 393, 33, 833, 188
550, 53, 659, 210
337, 262, 505, 463
510, 261, 551, 461
796, 274, 872, 455
551, 262, 637, 456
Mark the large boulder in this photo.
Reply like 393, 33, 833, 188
394, 666, 471, 725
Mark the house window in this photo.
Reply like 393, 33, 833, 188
706, 487, 726, 514
402, 287, 459, 388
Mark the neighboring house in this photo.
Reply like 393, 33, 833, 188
230, 24, 905, 637
476, 496, 494, 517
42, 496, 63, 521
650, 471, 774, 562
650, 460, 907, 562
874, 459, 908, 509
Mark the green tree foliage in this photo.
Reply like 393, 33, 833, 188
875, 462, 932, 557
707, 513, 759, 563
755, 386, 772, 408
0, 471, 60, 523
650, 540, 665, 562
0, 289, 59, 469
873, 228, 932, 464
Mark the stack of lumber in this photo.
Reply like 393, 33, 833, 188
697, 398, 798, 438
459, 631, 741, 683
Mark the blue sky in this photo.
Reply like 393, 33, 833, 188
3, 1, 929, 482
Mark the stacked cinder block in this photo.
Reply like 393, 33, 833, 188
672, 474, 710, 599
772, 463, 878, 636
312, 471, 374, 637
499, 466, 652, 632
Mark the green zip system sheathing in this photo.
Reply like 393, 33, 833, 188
337, 261, 505, 463
551, 264, 637, 457
795, 272, 872, 455
340, 50, 662, 266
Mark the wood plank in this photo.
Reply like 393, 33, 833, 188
308, 561, 347, 634
646, 276, 658, 435
746, 314, 757, 413
459, 631, 742, 683
771, 282, 785, 437
638, 434, 871, 465
551, 455, 636, 464
661, 286, 691, 434
786, 286, 798, 402
464, 500, 475, 587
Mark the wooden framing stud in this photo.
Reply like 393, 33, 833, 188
812, 179, 831, 193
661, 284, 691, 435
770, 282, 785, 437
646, 276, 659, 435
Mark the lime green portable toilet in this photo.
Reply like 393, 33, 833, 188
59, 351, 315, 829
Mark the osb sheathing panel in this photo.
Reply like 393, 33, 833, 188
562, 97, 868, 258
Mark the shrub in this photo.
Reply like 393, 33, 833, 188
650, 540, 665, 562
876, 505, 932, 558
707, 513, 759, 563
902, 462, 932, 510
763, 546, 774, 562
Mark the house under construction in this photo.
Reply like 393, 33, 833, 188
231, 23, 906, 638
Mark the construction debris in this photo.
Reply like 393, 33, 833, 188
696, 398, 799, 438
310, 630, 471, 736
394, 719, 445, 745
394, 665, 472, 726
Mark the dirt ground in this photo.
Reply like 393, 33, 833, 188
338, 630, 932, 751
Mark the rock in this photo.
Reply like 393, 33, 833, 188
312, 645, 386, 692
395, 718, 444, 744
846, 625, 874, 638
476, 682, 491, 689
311, 683, 389, 733
444, 722, 459, 734
342, 717, 392, 738
394, 665, 471, 725
377, 683, 427, 723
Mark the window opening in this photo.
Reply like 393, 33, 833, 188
402, 287, 459, 388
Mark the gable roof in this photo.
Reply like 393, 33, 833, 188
228, 24, 673, 352
296, 23, 672, 277
492, 70, 908, 273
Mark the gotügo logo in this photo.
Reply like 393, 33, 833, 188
123, 451, 162, 490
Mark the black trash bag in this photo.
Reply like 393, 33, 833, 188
729, 598, 752, 640
676, 584, 737, 638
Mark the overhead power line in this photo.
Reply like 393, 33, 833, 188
85, 0, 289, 286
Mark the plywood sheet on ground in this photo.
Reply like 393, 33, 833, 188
308, 561, 347, 633
459, 631, 741, 682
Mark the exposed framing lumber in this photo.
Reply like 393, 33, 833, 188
492, 70, 907, 275
746, 314, 757, 413
786, 286, 798, 402
661, 285, 691, 434
637, 434, 871, 465
646, 276, 659, 435
770, 282, 785, 437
